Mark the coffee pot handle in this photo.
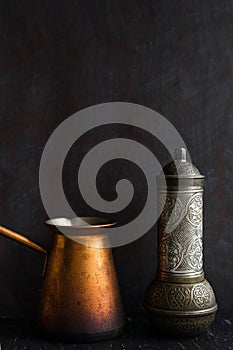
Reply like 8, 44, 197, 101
0, 225, 48, 276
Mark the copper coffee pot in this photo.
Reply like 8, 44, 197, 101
0, 217, 125, 342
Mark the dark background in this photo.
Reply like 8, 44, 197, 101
0, 0, 232, 319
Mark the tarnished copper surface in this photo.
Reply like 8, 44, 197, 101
0, 218, 125, 342
38, 232, 125, 341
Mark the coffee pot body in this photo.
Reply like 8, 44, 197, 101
0, 217, 125, 342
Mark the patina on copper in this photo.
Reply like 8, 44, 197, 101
0, 217, 125, 342
144, 148, 217, 337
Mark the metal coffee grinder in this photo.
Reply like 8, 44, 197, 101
144, 148, 217, 336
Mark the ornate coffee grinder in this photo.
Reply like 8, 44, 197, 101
144, 148, 217, 336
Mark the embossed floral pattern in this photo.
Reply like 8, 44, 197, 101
151, 283, 164, 305
167, 241, 183, 270
159, 191, 203, 273
167, 286, 191, 309
147, 280, 216, 311
186, 239, 203, 271
187, 194, 203, 227
160, 195, 183, 228
193, 284, 210, 307
159, 238, 183, 270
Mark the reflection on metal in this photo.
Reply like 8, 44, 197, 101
145, 148, 217, 337
0, 218, 125, 342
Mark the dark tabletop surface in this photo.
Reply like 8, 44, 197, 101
0, 316, 232, 350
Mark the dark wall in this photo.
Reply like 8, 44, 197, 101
0, 0, 232, 318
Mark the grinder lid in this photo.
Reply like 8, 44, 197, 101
162, 148, 203, 178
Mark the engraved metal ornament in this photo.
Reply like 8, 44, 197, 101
144, 148, 218, 337
158, 190, 203, 274
146, 279, 216, 312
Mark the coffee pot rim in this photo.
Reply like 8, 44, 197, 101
45, 216, 117, 229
